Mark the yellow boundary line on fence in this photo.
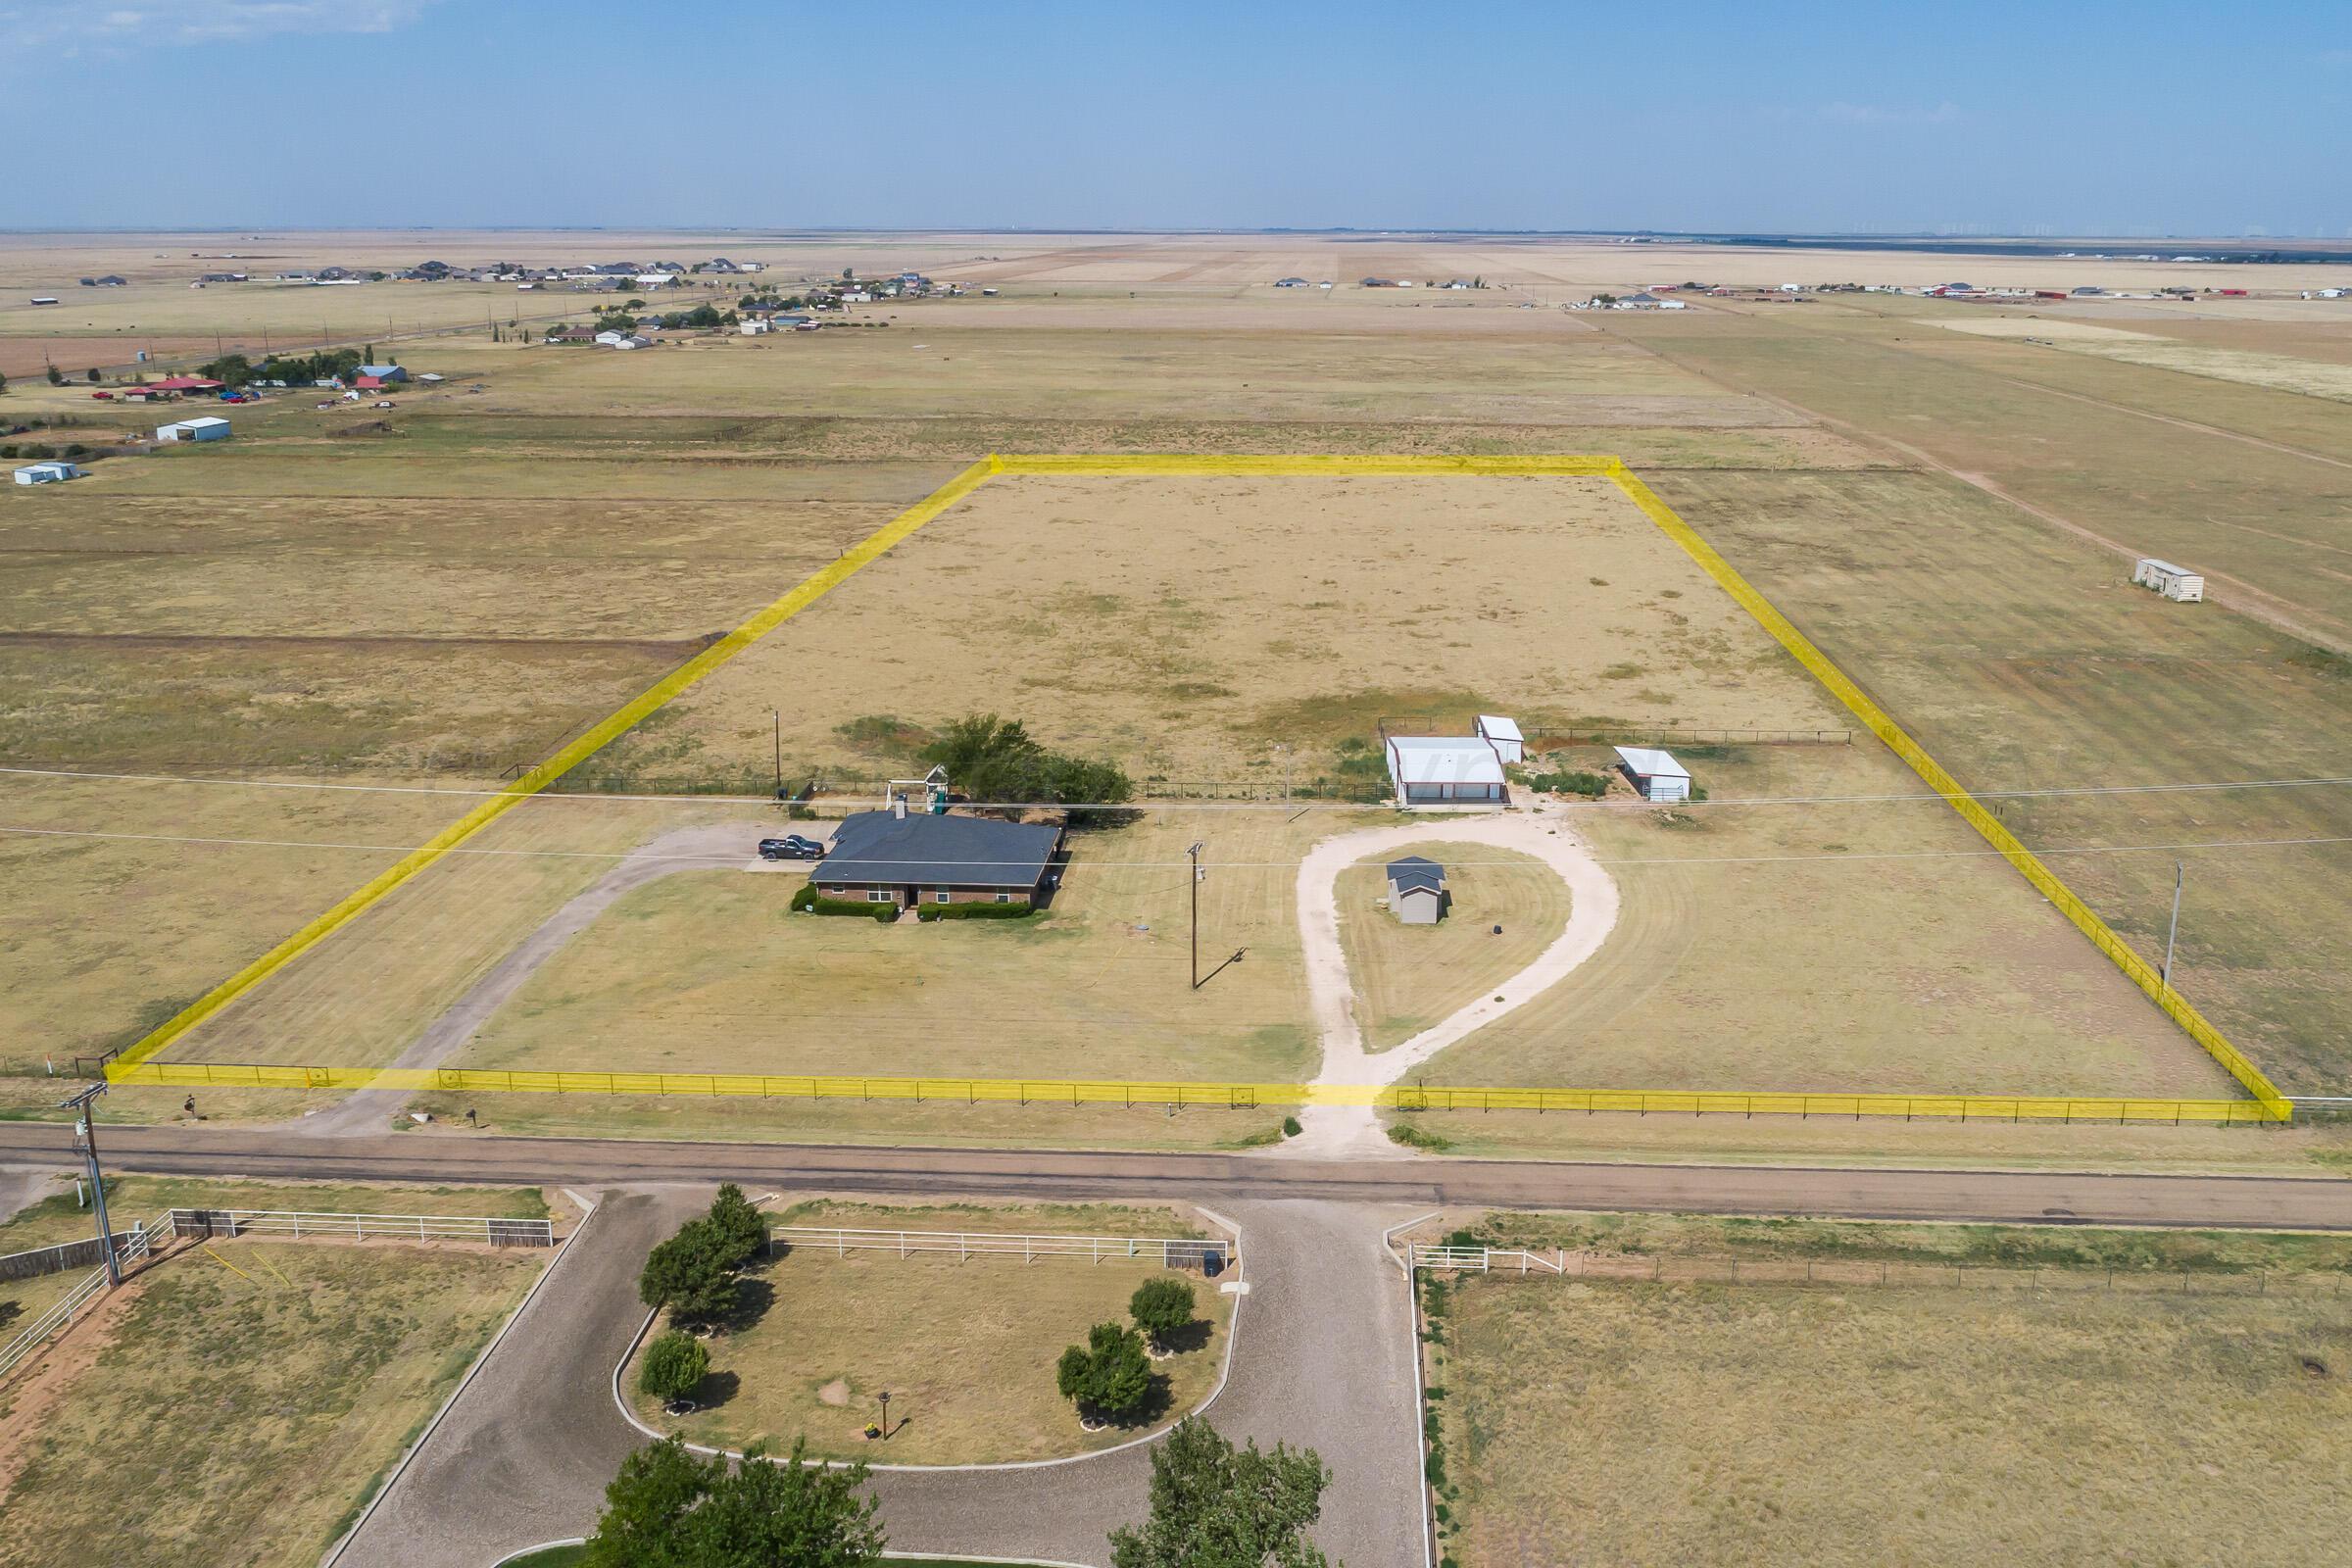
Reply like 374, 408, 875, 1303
114, 453, 2289, 1124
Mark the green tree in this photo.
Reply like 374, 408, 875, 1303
199, 353, 253, 387
45, 365, 62, 385
638, 1330, 710, 1403
1128, 1277, 1197, 1350
84, 368, 100, 383
584, 1436, 884, 1568
1056, 1321, 1152, 1420
640, 1219, 740, 1324
1109, 1417, 1333, 1568
705, 1183, 766, 1270
0, 370, 10, 393
917, 712, 1132, 811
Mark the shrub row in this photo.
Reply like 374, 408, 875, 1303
1524, 768, 1610, 798
789, 883, 899, 921
915, 901, 1035, 922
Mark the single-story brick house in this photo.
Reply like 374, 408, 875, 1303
815, 808, 1065, 909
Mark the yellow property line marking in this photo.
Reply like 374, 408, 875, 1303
110, 457, 998, 1076
124, 452, 2286, 1121
110, 1062, 2275, 1124
201, 1243, 260, 1284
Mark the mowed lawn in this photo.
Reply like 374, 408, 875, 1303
460, 809, 1328, 1084
629, 1200, 1232, 1464
1335, 840, 1568, 1050
1437, 1276, 2352, 1568
0, 1242, 545, 1568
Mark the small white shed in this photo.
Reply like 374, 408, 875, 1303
2133, 558, 2204, 603
13, 460, 81, 484
156, 416, 230, 442
1474, 714, 1525, 764
740, 318, 772, 335
1614, 746, 1691, 804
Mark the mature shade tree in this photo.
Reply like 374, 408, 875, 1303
706, 1183, 766, 1270
1129, 1277, 1197, 1351
918, 713, 1133, 813
640, 1219, 740, 1325
583, 1436, 884, 1568
1056, 1321, 1152, 1420
1110, 1417, 1334, 1568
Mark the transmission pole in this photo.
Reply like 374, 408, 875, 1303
1188, 843, 1205, 990
2161, 860, 2184, 992
61, 1083, 120, 1286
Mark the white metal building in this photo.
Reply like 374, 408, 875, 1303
1474, 714, 1525, 763
1385, 736, 1507, 806
155, 416, 230, 442
1613, 746, 1691, 804
2133, 558, 2204, 603
13, 460, 81, 484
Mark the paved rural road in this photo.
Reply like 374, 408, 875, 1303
326, 1189, 1422, 1568
5, 1124, 2350, 1231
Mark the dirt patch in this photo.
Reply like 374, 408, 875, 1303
0, 1270, 148, 1501
816, 1377, 850, 1405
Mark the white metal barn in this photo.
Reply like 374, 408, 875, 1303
13, 460, 81, 484
1474, 714, 1525, 763
2133, 558, 2204, 603
155, 416, 230, 442
1384, 736, 1507, 806
1613, 745, 1691, 803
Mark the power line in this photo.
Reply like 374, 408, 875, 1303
4, 822, 2348, 871
4, 764, 2351, 814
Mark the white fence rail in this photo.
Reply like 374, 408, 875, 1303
163, 1208, 555, 1247
1410, 1245, 1564, 1275
0, 1214, 163, 1384
769, 1225, 1234, 1272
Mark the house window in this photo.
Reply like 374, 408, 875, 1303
933, 890, 951, 904
996, 893, 1012, 905
866, 889, 891, 904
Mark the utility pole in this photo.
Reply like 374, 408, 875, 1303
1188, 843, 1206, 990
61, 1083, 120, 1286
2161, 860, 2184, 991
769, 708, 783, 794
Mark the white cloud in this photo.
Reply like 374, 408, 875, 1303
0, 1, 439, 47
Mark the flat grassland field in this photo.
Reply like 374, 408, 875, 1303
1433, 1222, 2352, 1568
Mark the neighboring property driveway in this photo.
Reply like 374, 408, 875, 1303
300, 824, 812, 1138
1282, 808, 1621, 1158
332, 1193, 1427, 1568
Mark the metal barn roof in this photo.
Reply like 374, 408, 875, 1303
1385, 737, 1506, 787
1612, 746, 1690, 781
1475, 714, 1524, 744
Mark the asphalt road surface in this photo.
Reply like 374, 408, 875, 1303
4, 1123, 2349, 1231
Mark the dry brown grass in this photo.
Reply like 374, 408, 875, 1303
1435, 1271, 2352, 1568
1335, 840, 1567, 1050
629, 1199, 1231, 1464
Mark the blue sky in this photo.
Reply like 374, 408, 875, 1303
2, 0, 2344, 235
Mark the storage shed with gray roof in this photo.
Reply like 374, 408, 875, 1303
815, 808, 1064, 910
1386, 856, 1448, 924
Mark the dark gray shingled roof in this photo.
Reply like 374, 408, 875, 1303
1386, 856, 1446, 894
822, 809, 1062, 890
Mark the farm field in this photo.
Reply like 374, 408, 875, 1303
627, 1199, 1232, 1465
1335, 840, 1568, 1051
1419, 741, 2221, 1099
1426, 1215, 2352, 1568
598, 471, 1847, 787
0, 1240, 545, 1568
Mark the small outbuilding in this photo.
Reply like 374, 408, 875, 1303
1474, 714, 1525, 764
1384, 735, 1508, 806
1385, 857, 1448, 924
2132, 558, 2204, 603
1613, 746, 1691, 804
356, 365, 407, 382
156, 415, 230, 442
13, 460, 82, 484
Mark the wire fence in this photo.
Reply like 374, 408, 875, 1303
1409, 1245, 2352, 1298
768, 1225, 1233, 1272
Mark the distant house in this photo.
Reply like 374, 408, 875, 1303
156, 415, 230, 442
2133, 558, 2204, 603
740, 318, 773, 334
1613, 746, 1690, 804
1384, 735, 1508, 807
545, 325, 596, 343
1474, 714, 1525, 763
144, 375, 223, 395
1386, 857, 1448, 924
813, 808, 1065, 909
1274, 276, 1308, 288
1358, 277, 1400, 288
354, 374, 390, 391
839, 290, 873, 304
357, 364, 408, 382
594, 330, 650, 349
13, 460, 82, 484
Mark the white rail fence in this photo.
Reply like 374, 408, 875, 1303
1407, 1244, 2352, 1298
0, 1213, 164, 1383
164, 1208, 556, 1247
769, 1225, 1235, 1273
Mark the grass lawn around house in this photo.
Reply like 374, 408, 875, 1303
627, 1200, 1233, 1465
1334, 839, 1568, 1051
0, 1242, 545, 1568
